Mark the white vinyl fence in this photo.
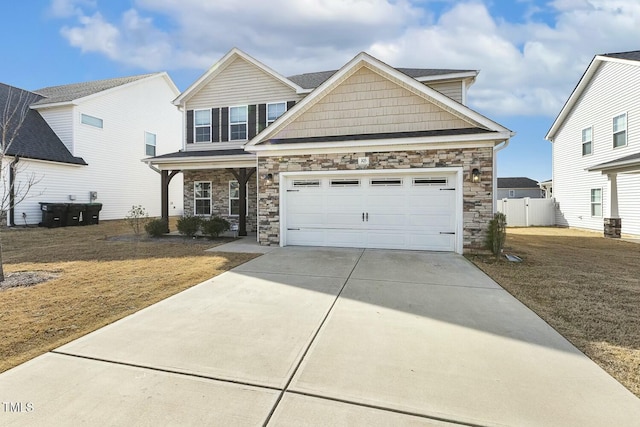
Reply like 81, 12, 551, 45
497, 198, 556, 227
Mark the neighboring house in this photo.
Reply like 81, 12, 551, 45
497, 177, 544, 199
546, 50, 640, 238
147, 48, 513, 253
539, 179, 553, 199
1, 73, 183, 226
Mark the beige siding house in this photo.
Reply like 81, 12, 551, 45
546, 50, 640, 237
147, 48, 512, 253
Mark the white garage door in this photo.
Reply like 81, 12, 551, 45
283, 171, 459, 251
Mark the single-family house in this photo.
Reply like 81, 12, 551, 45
497, 177, 544, 199
546, 50, 640, 238
147, 48, 513, 253
1, 73, 183, 226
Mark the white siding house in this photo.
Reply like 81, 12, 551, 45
2, 73, 183, 226
546, 51, 640, 237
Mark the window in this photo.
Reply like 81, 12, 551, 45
194, 109, 211, 143
229, 181, 248, 215
145, 132, 156, 156
371, 178, 402, 186
330, 179, 360, 187
613, 113, 627, 148
229, 106, 248, 140
292, 180, 320, 188
81, 113, 103, 128
509, 190, 515, 198
267, 102, 286, 125
582, 127, 592, 156
194, 182, 211, 215
413, 177, 447, 186
591, 188, 602, 217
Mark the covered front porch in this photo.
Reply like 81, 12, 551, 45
588, 152, 640, 238
145, 149, 258, 237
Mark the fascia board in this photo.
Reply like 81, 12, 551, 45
415, 71, 478, 82
247, 132, 506, 154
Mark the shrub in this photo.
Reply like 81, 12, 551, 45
201, 216, 230, 239
176, 215, 201, 238
485, 212, 507, 257
145, 218, 168, 237
125, 205, 149, 236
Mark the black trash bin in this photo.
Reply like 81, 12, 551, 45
39, 203, 68, 228
65, 203, 83, 226
82, 203, 102, 225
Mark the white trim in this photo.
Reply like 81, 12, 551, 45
266, 101, 287, 125
194, 108, 212, 143
229, 105, 248, 141
7, 156, 85, 167
590, 187, 603, 217
173, 48, 304, 106
414, 71, 478, 83
248, 133, 504, 156
144, 131, 157, 157
278, 167, 464, 254
194, 181, 212, 216
247, 52, 513, 148
612, 112, 627, 149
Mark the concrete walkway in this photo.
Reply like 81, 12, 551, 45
1, 248, 639, 426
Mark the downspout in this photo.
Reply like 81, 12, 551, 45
9, 156, 19, 226
493, 139, 510, 214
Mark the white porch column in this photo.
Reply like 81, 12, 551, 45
604, 173, 621, 238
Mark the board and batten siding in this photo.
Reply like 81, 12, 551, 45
9, 75, 184, 225
273, 66, 473, 140
186, 57, 303, 110
552, 60, 640, 235
426, 81, 463, 104
38, 107, 74, 154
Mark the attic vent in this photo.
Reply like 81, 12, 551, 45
413, 177, 448, 186
330, 179, 360, 187
371, 178, 402, 186
292, 180, 320, 188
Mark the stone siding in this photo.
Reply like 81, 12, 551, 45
257, 148, 494, 250
183, 169, 257, 232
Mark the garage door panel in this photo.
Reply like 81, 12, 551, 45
284, 172, 458, 252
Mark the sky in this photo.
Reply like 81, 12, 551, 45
2, 0, 640, 182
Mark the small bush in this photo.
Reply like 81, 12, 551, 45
125, 205, 149, 236
176, 215, 201, 238
485, 212, 507, 257
145, 218, 168, 237
201, 216, 230, 239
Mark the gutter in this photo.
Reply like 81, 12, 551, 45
9, 156, 19, 226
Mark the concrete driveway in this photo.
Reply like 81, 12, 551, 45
1, 247, 639, 426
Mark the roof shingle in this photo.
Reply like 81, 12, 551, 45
602, 50, 640, 62
497, 177, 540, 189
0, 83, 86, 165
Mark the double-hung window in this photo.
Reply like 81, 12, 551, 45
581, 127, 592, 156
267, 102, 286, 125
145, 132, 156, 156
194, 109, 211, 143
229, 106, 248, 140
591, 188, 602, 217
194, 181, 212, 216
613, 113, 627, 148
229, 180, 248, 216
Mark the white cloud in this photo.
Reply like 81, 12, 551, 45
49, 0, 95, 18
53, 0, 640, 117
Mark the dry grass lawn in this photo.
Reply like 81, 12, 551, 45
0, 220, 258, 373
467, 227, 640, 398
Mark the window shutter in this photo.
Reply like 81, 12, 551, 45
287, 100, 296, 110
248, 104, 257, 138
186, 110, 194, 144
221, 107, 229, 142
258, 104, 267, 132
212, 108, 220, 143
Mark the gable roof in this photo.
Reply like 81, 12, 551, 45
0, 83, 86, 165
546, 50, 640, 140
288, 68, 477, 90
586, 151, 640, 174
173, 48, 304, 105
31, 72, 176, 108
497, 177, 539, 189
247, 51, 512, 149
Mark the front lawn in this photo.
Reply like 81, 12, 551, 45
468, 227, 640, 398
0, 220, 258, 372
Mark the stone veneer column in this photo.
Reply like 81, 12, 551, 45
604, 173, 621, 238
